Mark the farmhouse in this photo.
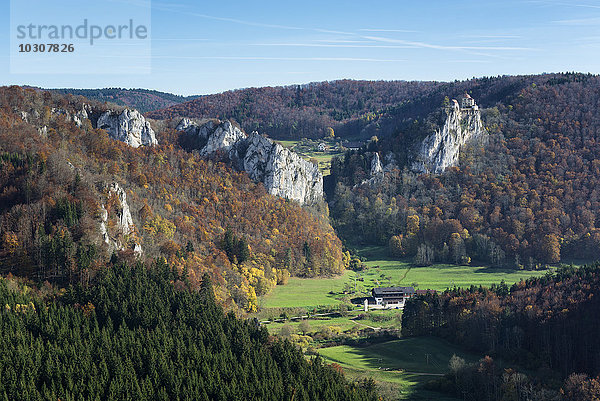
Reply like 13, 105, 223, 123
364, 286, 416, 310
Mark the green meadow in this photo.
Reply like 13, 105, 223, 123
319, 337, 478, 400
260, 247, 552, 309
257, 247, 553, 400
275, 139, 344, 175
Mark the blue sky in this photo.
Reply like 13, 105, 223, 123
1, 0, 599, 95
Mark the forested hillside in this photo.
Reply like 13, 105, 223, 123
0, 86, 345, 312
147, 80, 441, 139
330, 73, 600, 267
402, 263, 600, 400
45, 88, 199, 113
0, 263, 377, 400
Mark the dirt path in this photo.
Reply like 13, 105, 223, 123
349, 320, 380, 330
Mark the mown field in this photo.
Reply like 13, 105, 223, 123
319, 337, 477, 400
265, 309, 402, 334
260, 247, 552, 309
257, 247, 553, 400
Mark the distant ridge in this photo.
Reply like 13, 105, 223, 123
33, 87, 201, 113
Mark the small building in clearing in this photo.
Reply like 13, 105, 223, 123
364, 286, 416, 310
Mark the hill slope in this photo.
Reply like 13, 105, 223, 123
147, 80, 442, 140
0, 264, 377, 400
0, 86, 344, 312
403, 263, 600, 400
330, 72, 600, 267
43, 87, 199, 113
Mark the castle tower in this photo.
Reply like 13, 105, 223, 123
461, 93, 475, 109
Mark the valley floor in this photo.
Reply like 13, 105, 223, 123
256, 246, 554, 400
260, 246, 552, 309
319, 337, 475, 400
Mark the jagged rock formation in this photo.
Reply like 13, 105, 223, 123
413, 95, 486, 174
176, 118, 323, 205
243, 132, 323, 205
97, 109, 158, 148
51, 105, 91, 128
199, 120, 246, 158
175, 117, 200, 135
18, 103, 157, 148
370, 153, 383, 176
358, 152, 397, 187
98, 182, 142, 255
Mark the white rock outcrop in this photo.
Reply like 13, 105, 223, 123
370, 153, 383, 176
413, 95, 486, 174
176, 117, 205, 136
243, 132, 323, 205
50, 105, 91, 128
97, 109, 158, 148
176, 118, 323, 205
72, 104, 91, 128
200, 120, 246, 158
99, 182, 141, 255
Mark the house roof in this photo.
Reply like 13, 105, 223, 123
372, 287, 415, 296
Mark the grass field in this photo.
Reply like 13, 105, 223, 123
258, 246, 552, 399
265, 309, 402, 334
259, 247, 552, 309
275, 140, 300, 148
259, 270, 353, 308
319, 337, 476, 400
275, 139, 344, 175
257, 246, 557, 399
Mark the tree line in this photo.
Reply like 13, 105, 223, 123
402, 263, 600, 400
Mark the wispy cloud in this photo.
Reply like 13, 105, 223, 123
153, 55, 406, 62
460, 34, 522, 39
555, 16, 600, 25
314, 39, 373, 44
250, 43, 413, 49
446, 59, 493, 63
359, 29, 418, 33
152, 2, 304, 30
362, 35, 537, 51
573, 3, 600, 8
313, 29, 355, 35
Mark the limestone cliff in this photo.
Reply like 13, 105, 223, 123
99, 182, 142, 255
358, 152, 396, 187
97, 109, 158, 148
199, 120, 247, 158
242, 132, 323, 205
176, 118, 323, 205
413, 95, 486, 174
370, 153, 383, 176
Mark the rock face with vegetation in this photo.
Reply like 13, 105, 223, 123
98, 182, 142, 255
198, 120, 247, 158
97, 109, 158, 148
0, 86, 345, 312
413, 95, 486, 174
370, 153, 383, 176
243, 132, 323, 205
177, 118, 323, 205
